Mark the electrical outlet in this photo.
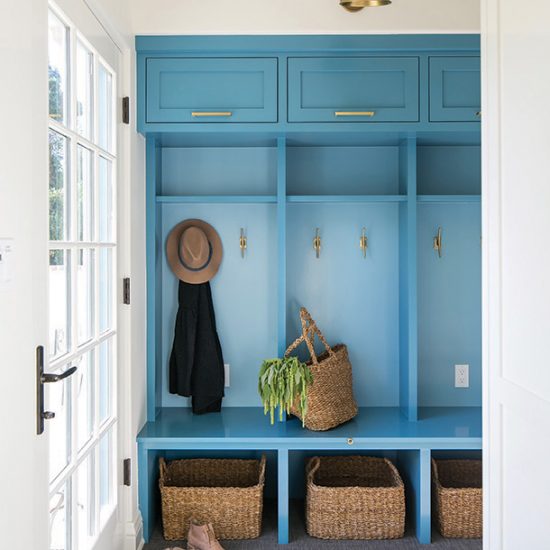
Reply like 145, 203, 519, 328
224, 364, 230, 387
455, 364, 469, 388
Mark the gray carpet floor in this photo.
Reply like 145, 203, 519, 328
144, 500, 482, 549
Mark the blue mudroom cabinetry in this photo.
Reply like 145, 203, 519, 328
287, 56, 420, 122
136, 34, 482, 545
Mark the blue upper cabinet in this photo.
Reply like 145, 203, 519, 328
288, 57, 419, 123
136, 35, 481, 132
429, 57, 481, 122
146, 57, 278, 123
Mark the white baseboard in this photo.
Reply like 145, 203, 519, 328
124, 513, 144, 550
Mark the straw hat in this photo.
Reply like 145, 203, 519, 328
166, 219, 223, 284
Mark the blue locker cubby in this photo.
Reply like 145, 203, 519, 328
137, 35, 482, 546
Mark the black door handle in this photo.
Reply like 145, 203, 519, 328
41, 366, 78, 384
36, 347, 78, 435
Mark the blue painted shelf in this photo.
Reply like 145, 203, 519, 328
138, 406, 481, 449
417, 194, 481, 203
156, 195, 277, 204
287, 195, 407, 203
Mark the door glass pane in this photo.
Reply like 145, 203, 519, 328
98, 64, 113, 152
48, 12, 68, 124
76, 41, 93, 139
48, 371, 71, 481
76, 249, 94, 345
98, 157, 113, 242
49, 131, 69, 242
98, 339, 112, 424
76, 454, 95, 546
99, 429, 114, 525
49, 483, 69, 550
77, 145, 93, 242
49, 249, 70, 358
99, 248, 113, 333
76, 353, 94, 451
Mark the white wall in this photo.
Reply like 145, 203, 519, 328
482, 0, 550, 547
130, 0, 480, 35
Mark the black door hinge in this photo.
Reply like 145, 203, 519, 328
123, 458, 132, 486
123, 277, 131, 305
122, 97, 130, 124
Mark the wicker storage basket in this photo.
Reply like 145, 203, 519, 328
432, 459, 482, 538
286, 307, 358, 431
159, 455, 266, 541
306, 456, 405, 540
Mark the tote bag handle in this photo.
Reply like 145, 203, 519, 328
284, 307, 334, 366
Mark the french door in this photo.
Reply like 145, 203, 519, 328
47, 4, 118, 549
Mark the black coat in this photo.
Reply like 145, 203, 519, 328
169, 281, 224, 414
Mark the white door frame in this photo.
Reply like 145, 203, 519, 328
70, 2, 148, 548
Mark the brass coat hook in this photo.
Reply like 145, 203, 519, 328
360, 227, 368, 258
313, 228, 321, 259
433, 227, 443, 258
239, 228, 247, 258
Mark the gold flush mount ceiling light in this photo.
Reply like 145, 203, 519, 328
340, 0, 392, 12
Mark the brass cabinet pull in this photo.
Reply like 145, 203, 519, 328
191, 111, 233, 117
313, 228, 321, 259
433, 226, 443, 258
347, 438, 354, 445
335, 111, 375, 117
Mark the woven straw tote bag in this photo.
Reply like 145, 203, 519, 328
286, 307, 358, 431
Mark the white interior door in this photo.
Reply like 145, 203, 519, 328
482, 1, 550, 548
0, 0, 50, 548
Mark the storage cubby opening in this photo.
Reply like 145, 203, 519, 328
161, 450, 278, 496
288, 450, 400, 499
159, 203, 278, 408
417, 145, 481, 196
287, 450, 423, 542
431, 450, 483, 489
286, 202, 401, 408
417, 203, 482, 408
159, 145, 278, 197
287, 145, 403, 197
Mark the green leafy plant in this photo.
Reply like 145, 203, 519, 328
258, 356, 313, 426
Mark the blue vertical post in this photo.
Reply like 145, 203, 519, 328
277, 139, 290, 544
398, 449, 431, 545
399, 135, 418, 421
138, 444, 151, 543
146, 136, 158, 421
418, 448, 432, 544
278, 447, 290, 544
277, 137, 287, 357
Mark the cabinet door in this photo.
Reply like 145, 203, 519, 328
288, 57, 419, 123
429, 57, 481, 122
146, 58, 278, 123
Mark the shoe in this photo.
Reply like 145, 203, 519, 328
187, 519, 225, 550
